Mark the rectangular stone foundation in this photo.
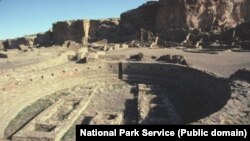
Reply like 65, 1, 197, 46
137, 84, 182, 124
12, 90, 95, 141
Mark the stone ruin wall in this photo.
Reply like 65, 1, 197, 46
121, 62, 230, 123
0, 59, 230, 134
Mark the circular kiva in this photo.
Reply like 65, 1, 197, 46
1, 62, 230, 140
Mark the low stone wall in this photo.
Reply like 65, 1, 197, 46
0, 61, 231, 138
120, 62, 230, 123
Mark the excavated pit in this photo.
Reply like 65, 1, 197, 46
3, 62, 231, 140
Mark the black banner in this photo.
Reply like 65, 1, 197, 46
76, 125, 250, 139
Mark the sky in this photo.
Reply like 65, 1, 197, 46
0, 0, 148, 40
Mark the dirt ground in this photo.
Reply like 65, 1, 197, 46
108, 48, 250, 77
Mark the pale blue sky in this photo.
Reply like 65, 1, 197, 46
0, 0, 148, 40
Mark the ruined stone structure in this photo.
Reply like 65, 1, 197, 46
0, 50, 249, 141
0, 1, 250, 140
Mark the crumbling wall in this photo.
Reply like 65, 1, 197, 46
121, 62, 230, 123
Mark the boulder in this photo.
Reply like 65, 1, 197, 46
119, 1, 159, 42
85, 53, 99, 63
63, 40, 80, 48
156, 55, 188, 65
230, 69, 250, 83
0, 53, 8, 58
76, 47, 88, 62
120, 43, 129, 49
129, 53, 144, 61
18, 44, 29, 52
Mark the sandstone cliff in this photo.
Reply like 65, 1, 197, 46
3, 37, 34, 49
2, 0, 250, 49
119, 1, 159, 41
34, 31, 53, 47
52, 19, 119, 45
155, 0, 250, 32
0, 41, 4, 50
119, 0, 250, 43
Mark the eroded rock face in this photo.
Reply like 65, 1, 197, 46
2, 0, 250, 48
0, 42, 4, 50
52, 20, 86, 45
155, 0, 250, 42
34, 31, 53, 47
119, 0, 250, 43
3, 37, 34, 49
156, 0, 250, 32
52, 19, 119, 45
89, 19, 119, 43
119, 1, 159, 41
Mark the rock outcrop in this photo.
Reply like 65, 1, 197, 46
2, 0, 250, 49
0, 42, 4, 50
230, 69, 250, 83
3, 37, 34, 49
52, 19, 119, 45
0, 53, 8, 58
119, 1, 159, 41
89, 19, 119, 43
119, 0, 250, 44
52, 20, 86, 45
155, 0, 250, 32
34, 31, 53, 47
